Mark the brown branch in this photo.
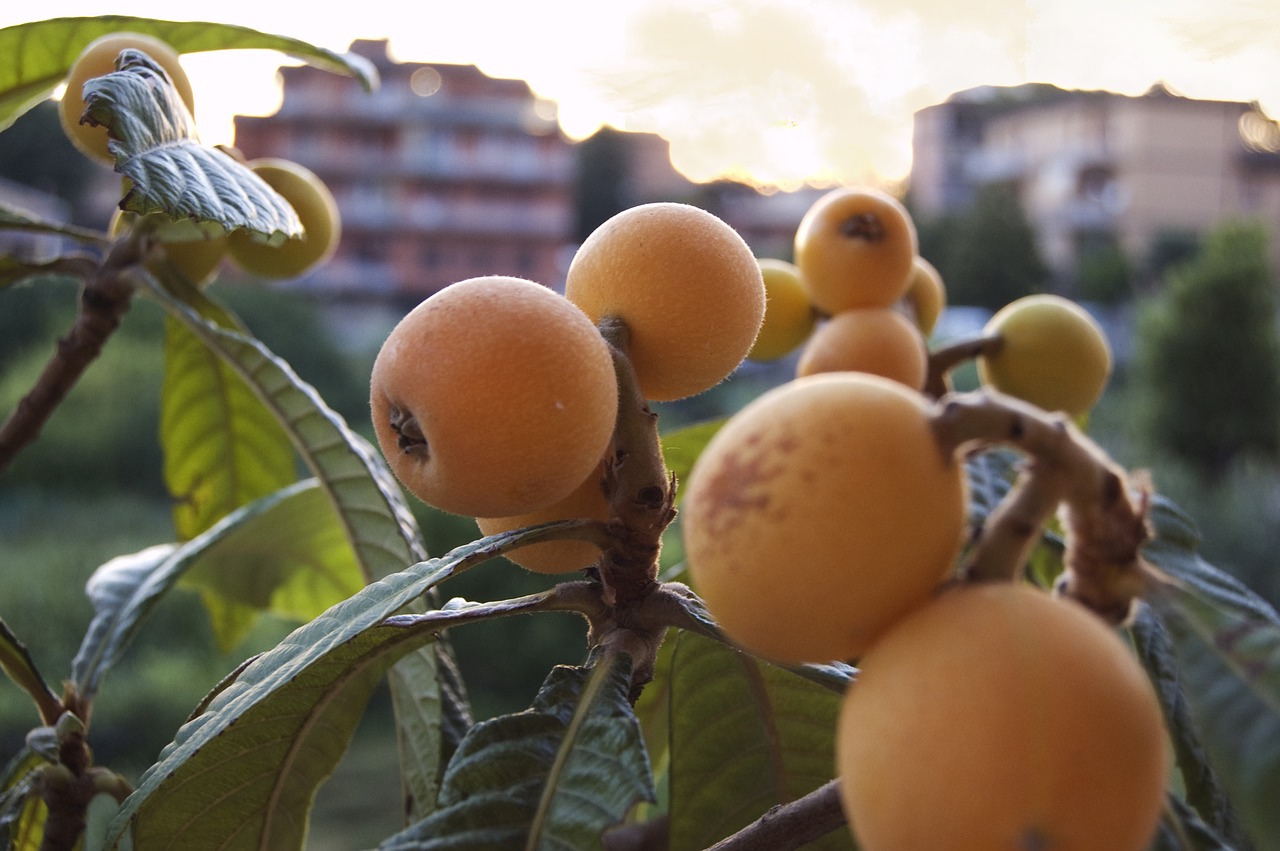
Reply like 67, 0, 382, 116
594, 316, 676, 610
930, 388, 1156, 623
923, 332, 1002, 398
0, 239, 144, 473
705, 779, 847, 851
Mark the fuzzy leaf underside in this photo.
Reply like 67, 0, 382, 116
0, 16, 376, 134
81, 53, 300, 240
666, 631, 852, 850
380, 655, 654, 851
104, 548, 571, 851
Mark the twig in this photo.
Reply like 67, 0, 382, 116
930, 388, 1156, 622
705, 779, 847, 851
923, 332, 1001, 398
0, 239, 143, 473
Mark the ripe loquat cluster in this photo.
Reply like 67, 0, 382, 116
684, 185, 1159, 851
372, 202, 765, 574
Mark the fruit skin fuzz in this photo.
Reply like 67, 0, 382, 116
565, 202, 765, 402
837, 582, 1169, 851
683, 372, 967, 664
370, 275, 618, 518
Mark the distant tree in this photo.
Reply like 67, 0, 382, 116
1143, 227, 1201, 287
1075, 235, 1132, 304
915, 182, 1048, 311
573, 126, 632, 242
1135, 221, 1280, 482
0, 101, 96, 214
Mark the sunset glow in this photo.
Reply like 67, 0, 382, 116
6, 0, 1280, 190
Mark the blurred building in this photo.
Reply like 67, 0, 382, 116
233, 39, 576, 300
912, 82, 1280, 285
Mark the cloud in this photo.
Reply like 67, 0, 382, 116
597, 0, 1032, 186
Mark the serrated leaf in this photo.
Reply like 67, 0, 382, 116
0, 618, 61, 726
1131, 607, 1248, 845
162, 310, 295, 542
181, 480, 365, 652
81, 52, 301, 240
1152, 793, 1237, 851
144, 276, 424, 581
104, 535, 570, 851
667, 631, 852, 850
142, 274, 463, 822
1145, 497, 1277, 623
381, 654, 654, 851
1145, 579, 1280, 851
0, 15, 377, 134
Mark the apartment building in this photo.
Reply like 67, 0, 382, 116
911, 83, 1280, 284
232, 39, 576, 300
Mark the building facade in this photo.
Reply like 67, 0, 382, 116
233, 39, 576, 300
912, 83, 1280, 286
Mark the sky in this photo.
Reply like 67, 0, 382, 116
6, 0, 1280, 190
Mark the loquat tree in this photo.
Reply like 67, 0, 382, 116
3, 16, 1280, 851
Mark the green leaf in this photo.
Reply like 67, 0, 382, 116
0, 751, 45, 850
1152, 794, 1237, 851
660, 418, 724, 501
143, 275, 465, 822
666, 631, 852, 850
0, 254, 99, 291
1145, 579, 1280, 851
181, 479, 365, 651
657, 584, 856, 695
104, 537, 573, 851
0, 618, 61, 726
1146, 496, 1278, 623
0, 15, 377, 134
1131, 607, 1248, 845
0, 201, 106, 243
71, 482, 362, 699
381, 654, 654, 850
81, 52, 301, 240
162, 311, 296, 542
145, 278, 425, 582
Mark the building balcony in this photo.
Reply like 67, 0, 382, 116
276, 89, 558, 135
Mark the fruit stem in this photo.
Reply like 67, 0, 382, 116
923, 332, 1002, 399
594, 316, 676, 611
931, 389, 1156, 623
